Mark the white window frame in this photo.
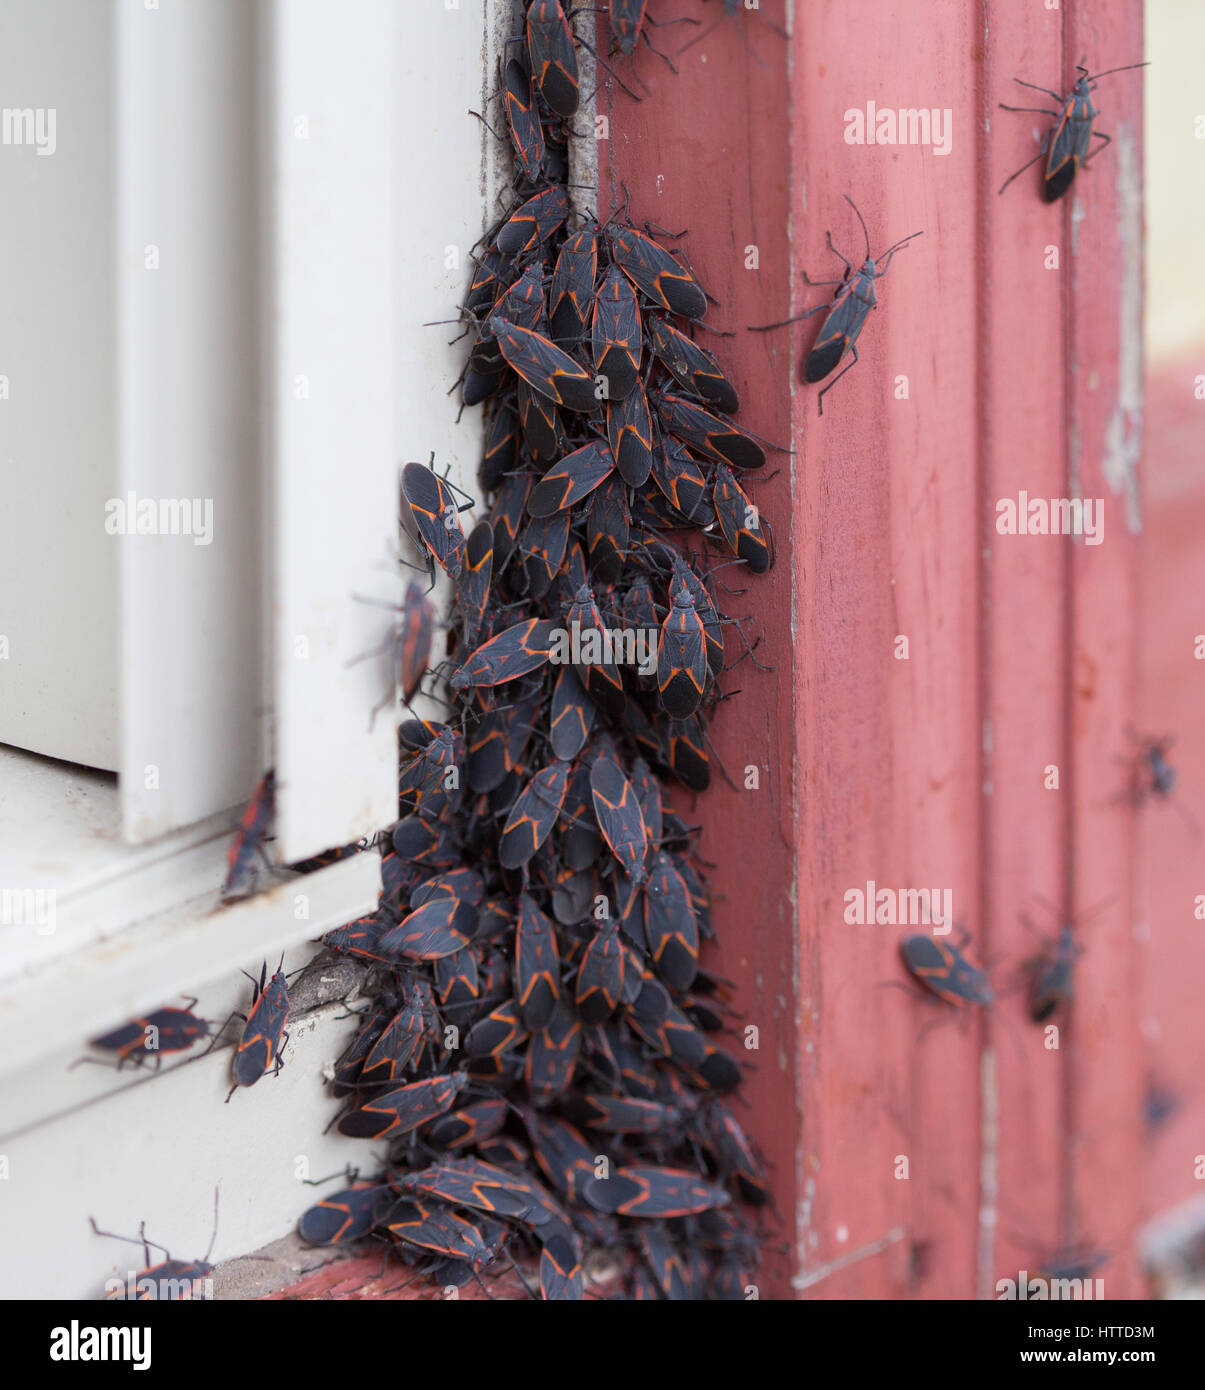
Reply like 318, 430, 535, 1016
0, 0, 512, 1297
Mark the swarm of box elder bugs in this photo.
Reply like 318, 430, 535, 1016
282, 7, 788, 1301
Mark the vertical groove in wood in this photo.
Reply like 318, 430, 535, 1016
1063, 0, 1145, 1295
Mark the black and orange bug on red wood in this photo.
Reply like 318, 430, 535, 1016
998, 62, 1148, 203
644, 850, 699, 991
713, 464, 772, 573
585, 473, 630, 584
606, 382, 655, 488
647, 314, 739, 414
899, 932, 993, 1007
654, 389, 765, 470
608, 224, 707, 319
703, 1103, 770, 1206
751, 194, 922, 414
525, 0, 579, 118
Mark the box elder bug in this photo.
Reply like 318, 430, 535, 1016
899, 932, 993, 1007
91, 1188, 221, 1300
751, 194, 922, 414
998, 62, 1148, 202
80, 1000, 210, 1072
225, 960, 291, 1101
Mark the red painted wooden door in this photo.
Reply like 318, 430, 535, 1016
601, 0, 1146, 1299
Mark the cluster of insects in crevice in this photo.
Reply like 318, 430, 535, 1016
296, 1, 776, 1300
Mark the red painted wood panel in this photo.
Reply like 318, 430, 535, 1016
605, 0, 1144, 1300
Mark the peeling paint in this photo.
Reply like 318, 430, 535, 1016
1104, 123, 1143, 534
568, 6, 598, 223
1070, 194, 1087, 258
791, 1227, 906, 1291
977, 1046, 998, 1300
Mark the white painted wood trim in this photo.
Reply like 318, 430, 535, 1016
116, 0, 265, 840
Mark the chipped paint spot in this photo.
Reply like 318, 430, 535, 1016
977, 1046, 998, 1300
1104, 123, 1143, 534
836, 1224, 849, 1242
567, 9, 598, 223
1070, 194, 1087, 257
791, 1228, 906, 1290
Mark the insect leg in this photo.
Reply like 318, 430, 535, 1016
748, 300, 831, 332
1080, 129, 1112, 168
997, 143, 1051, 195
824, 229, 854, 275
1011, 77, 1063, 100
